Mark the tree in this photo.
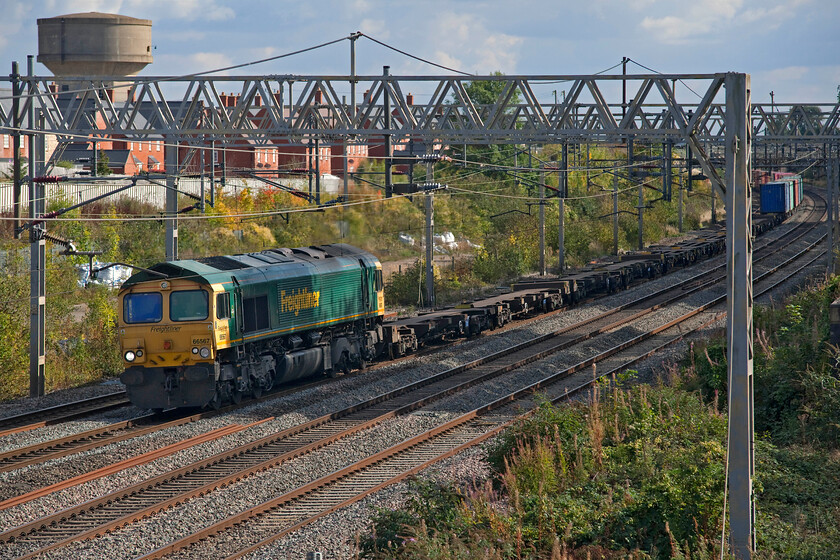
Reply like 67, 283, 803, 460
461, 70, 522, 106
96, 150, 111, 176
447, 72, 527, 179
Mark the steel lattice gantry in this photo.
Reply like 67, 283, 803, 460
5, 70, 834, 559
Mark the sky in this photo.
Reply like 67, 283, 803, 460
0, 0, 838, 105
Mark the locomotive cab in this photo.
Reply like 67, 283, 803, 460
119, 278, 227, 409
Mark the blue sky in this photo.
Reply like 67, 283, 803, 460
0, 0, 838, 104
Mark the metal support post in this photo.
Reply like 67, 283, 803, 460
638, 178, 644, 250
613, 163, 619, 255
539, 164, 545, 275
308, 139, 314, 198
29, 54, 45, 397
711, 187, 717, 224
725, 72, 754, 560
678, 175, 684, 232
350, 32, 359, 120
687, 144, 693, 192
425, 160, 435, 307
833, 154, 840, 272
315, 137, 321, 205
221, 142, 227, 189
165, 136, 179, 261
629, 137, 644, 250
11, 61, 21, 238
835, 151, 840, 272
585, 141, 590, 192
199, 136, 206, 212
828, 146, 834, 275
558, 146, 567, 273
210, 139, 216, 208
343, 139, 349, 201
664, 141, 672, 202
383, 66, 392, 198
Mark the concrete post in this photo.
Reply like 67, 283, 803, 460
725, 72, 755, 560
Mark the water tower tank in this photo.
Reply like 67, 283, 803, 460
37, 12, 152, 77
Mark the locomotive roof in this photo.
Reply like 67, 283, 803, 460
120, 243, 377, 288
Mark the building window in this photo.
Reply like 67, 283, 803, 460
257, 151, 261, 163
3, 135, 8, 149
157, 141, 161, 152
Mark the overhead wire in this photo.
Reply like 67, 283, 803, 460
626, 58, 703, 99
358, 33, 474, 76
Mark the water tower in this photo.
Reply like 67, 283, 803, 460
37, 12, 152, 101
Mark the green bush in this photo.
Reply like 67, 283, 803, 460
364, 386, 728, 559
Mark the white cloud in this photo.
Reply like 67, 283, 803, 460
359, 19, 389, 39
422, 12, 523, 73
639, 0, 807, 44
183, 52, 233, 74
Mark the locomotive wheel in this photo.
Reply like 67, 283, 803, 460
232, 388, 243, 405
252, 381, 263, 399
209, 392, 222, 410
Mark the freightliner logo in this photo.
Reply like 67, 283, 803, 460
279, 288, 321, 316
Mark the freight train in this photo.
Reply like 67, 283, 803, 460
118, 191, 801, 410
119, 244, 385, 409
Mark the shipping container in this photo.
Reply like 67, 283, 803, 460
787, 180, 795, 212
760, 181, 792, 214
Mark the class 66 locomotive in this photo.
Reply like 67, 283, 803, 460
118, 244, 385, 410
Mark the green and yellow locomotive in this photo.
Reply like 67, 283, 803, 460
118, 244, 384, 409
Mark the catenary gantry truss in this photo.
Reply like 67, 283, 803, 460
3, 73, 839, 142
3, 72, 838, 197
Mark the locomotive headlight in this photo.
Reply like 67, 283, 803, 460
199, 347, 211, 358
124, 350, 136, 362
191, 347, 199, 354
136, 349, 143, 357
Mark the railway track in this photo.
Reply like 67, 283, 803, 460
139, 230, 827, 560
0, 391, 130, 437
0, 193, 826, 560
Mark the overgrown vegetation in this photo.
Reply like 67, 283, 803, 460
360, 278, 840, 559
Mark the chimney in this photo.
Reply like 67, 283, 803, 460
406, 93, 414, 105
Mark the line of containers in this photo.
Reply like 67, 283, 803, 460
758, 172, 803, 214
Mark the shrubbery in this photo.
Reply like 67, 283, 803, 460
361, 278, 840, 559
